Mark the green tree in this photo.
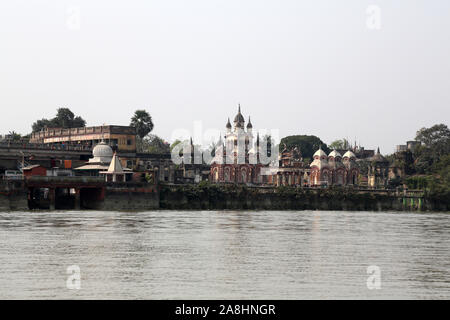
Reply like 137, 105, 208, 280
432, 154, 450, 174
130, 110, 154, 139
7, 131, 22, 141
280, 135, 329, 160
329, 138, 350, 150
415, 124, 450, 152
31, 108, 86, 132
400, 124, 450, 207
32, 119, 52, 132
413, 124, 450, 173
137, 134, 170, 154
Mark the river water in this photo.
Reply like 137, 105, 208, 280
0, 210, 449, 299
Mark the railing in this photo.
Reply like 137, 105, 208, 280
27, 176, 104, 183
105, 181, 156, 188
0, 141, 168, 154
30, 125, 136, 141
31, 126, 110, 139
17, 160, 32, 173
1, 175, 24, 181
162, 183, 426, 197
0, 142, 93, 152
24, 177, 157, 189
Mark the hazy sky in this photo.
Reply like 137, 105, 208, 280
1, 0, 449, 153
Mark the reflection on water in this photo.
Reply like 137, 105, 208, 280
0, 210, 449, 299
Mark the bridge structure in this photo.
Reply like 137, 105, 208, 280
0, 142, 94, 170
0, 142, 175, 183
24, 176, 159, 210
26, 176, 106, 210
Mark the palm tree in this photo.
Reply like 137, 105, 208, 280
8, 131, 22, 141
130, 110, 154, 139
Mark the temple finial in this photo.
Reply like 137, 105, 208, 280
226, 117, 231, 129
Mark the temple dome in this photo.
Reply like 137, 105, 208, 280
310, 158, 328, 169
90, 141, 113, 163
371, 153, 387, 161
313, 148, 327, 158
247, 116, 253, 128
343, 150, 356, 159
328, 150, 342, 158
370, 148, 388, 163
234, 113, 244, 123
226, 118, 232, 129
233, 105, 245, 124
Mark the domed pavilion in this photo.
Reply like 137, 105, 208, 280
310, 147, 360, 186
75, 141, 131, 179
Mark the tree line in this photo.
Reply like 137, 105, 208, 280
405, 124, 450, 204
25, 107, 170, 154
11, 107, 450, 200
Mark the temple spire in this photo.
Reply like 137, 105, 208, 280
226, 117, 231, 129
247, 116, 253, 129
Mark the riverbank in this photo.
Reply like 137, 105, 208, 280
1, 180, 448, 212
160, 183, 445, 211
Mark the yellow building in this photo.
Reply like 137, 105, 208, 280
30, 125, 136, 152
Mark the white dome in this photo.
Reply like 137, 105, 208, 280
328, 150, 342, 158
343, 150, 356, 159
313, 148, 327, 158
93, 142, 113, 158
89, 141, 113, 164
310, 158, 328, 169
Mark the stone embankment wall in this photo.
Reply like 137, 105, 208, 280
160, 184, 439, 212
1, 180, 160, 211
0, 181, 28, 211
0, 181, 444, 212
101, 185, 160, 211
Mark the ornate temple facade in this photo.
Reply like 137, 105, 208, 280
309, 148, 360, 186
210, 106, 363, 187
74, 140, 132, 179
368, 147, 390, 188
210, 105, 264, 184
265, 146, 309, 186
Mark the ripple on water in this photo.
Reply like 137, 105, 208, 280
0, 210, 449, 299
